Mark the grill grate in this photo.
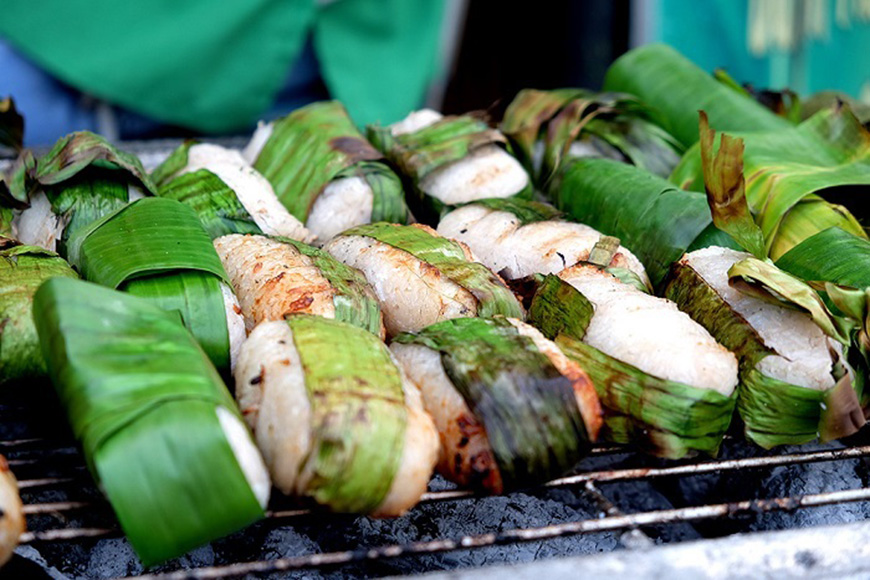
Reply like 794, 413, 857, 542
7, 394, 870, 579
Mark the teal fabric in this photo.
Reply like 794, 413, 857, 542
0, 0, 446, 132
650, 0, 870, 98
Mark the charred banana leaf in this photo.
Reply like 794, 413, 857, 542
393, 316, 598, 491
501, 88, 681, 184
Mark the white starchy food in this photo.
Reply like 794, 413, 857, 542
214, 234, 339, 333
438, 204, 649, 283
419, 145, 529, 205
389, 108, 444, 136
390, 342, 502, 492
179, 143, 311, 242
14, 190, 64, 252
306, 176, 374, 244
236, 320, 437, 515
559, 264, 739, 396
215, 406, 271, 508
389, 110, 530, 205
0, 457, 24, 567
324, 228, 478, 336
372, 354, 440, 517
219, 282, 247, 371
685, 246, 838, 390
242, 121, 273, 164
235, 321, 312, 496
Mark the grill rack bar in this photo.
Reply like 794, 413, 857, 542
125, 487, 870, 580
18, 444, 870, 521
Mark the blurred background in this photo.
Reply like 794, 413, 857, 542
2, 0, 869, 146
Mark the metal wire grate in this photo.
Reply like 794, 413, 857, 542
7, 394, 870, 580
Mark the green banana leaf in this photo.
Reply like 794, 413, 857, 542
249, 101, 408, 225
271, 236, 383, 337
8, 132, 156, 257
603, 43, 792, 148
33, 277, 265, 566
0, 97, 23, 152
368, 114, 532, 222
777, 227, 870, 292
500, 88, 681, 185
671, 105, 870, 259
286, 315, 406, 512
557, 335, 736, 458
150, 140, 195, 188
664, 254, 863, 448
526, 273, 594, 342
393, 316, 592, 489
525, 273, 735, 458
341, 223, 524, 319
776, 228, 870, 360
158, 169, 263, 239
0, 150, 36, 211
0, 242, 78, 385
550, 157, 738, 287
68, 197, 234, 372
0, 207, 11, 237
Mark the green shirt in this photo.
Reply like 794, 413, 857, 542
0, 0, 445, 131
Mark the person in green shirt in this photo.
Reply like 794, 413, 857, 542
0, 0, 447, 145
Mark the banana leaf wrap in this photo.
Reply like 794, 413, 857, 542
248, 101, 408, 225
525, 273, 735, 457
603, 43, 792, 148
550, 157, 738, 287
557, 335, 736, 458
158, 169, 263, 239
341, 223, 524, 319
671, 105, 870, 259
271, 236, 383, 337
663, 257, 862, 448
368, 115, 532, 221
776, 227, 870, 406
501, 88, 681, 184
33, 277, 264, 566
150, 140, 195, 188
393, 316, 592, 489
11, 132, 156, 256
67, 197, 234, 372
0, 242, 78, 385
286, 315, 406, 512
